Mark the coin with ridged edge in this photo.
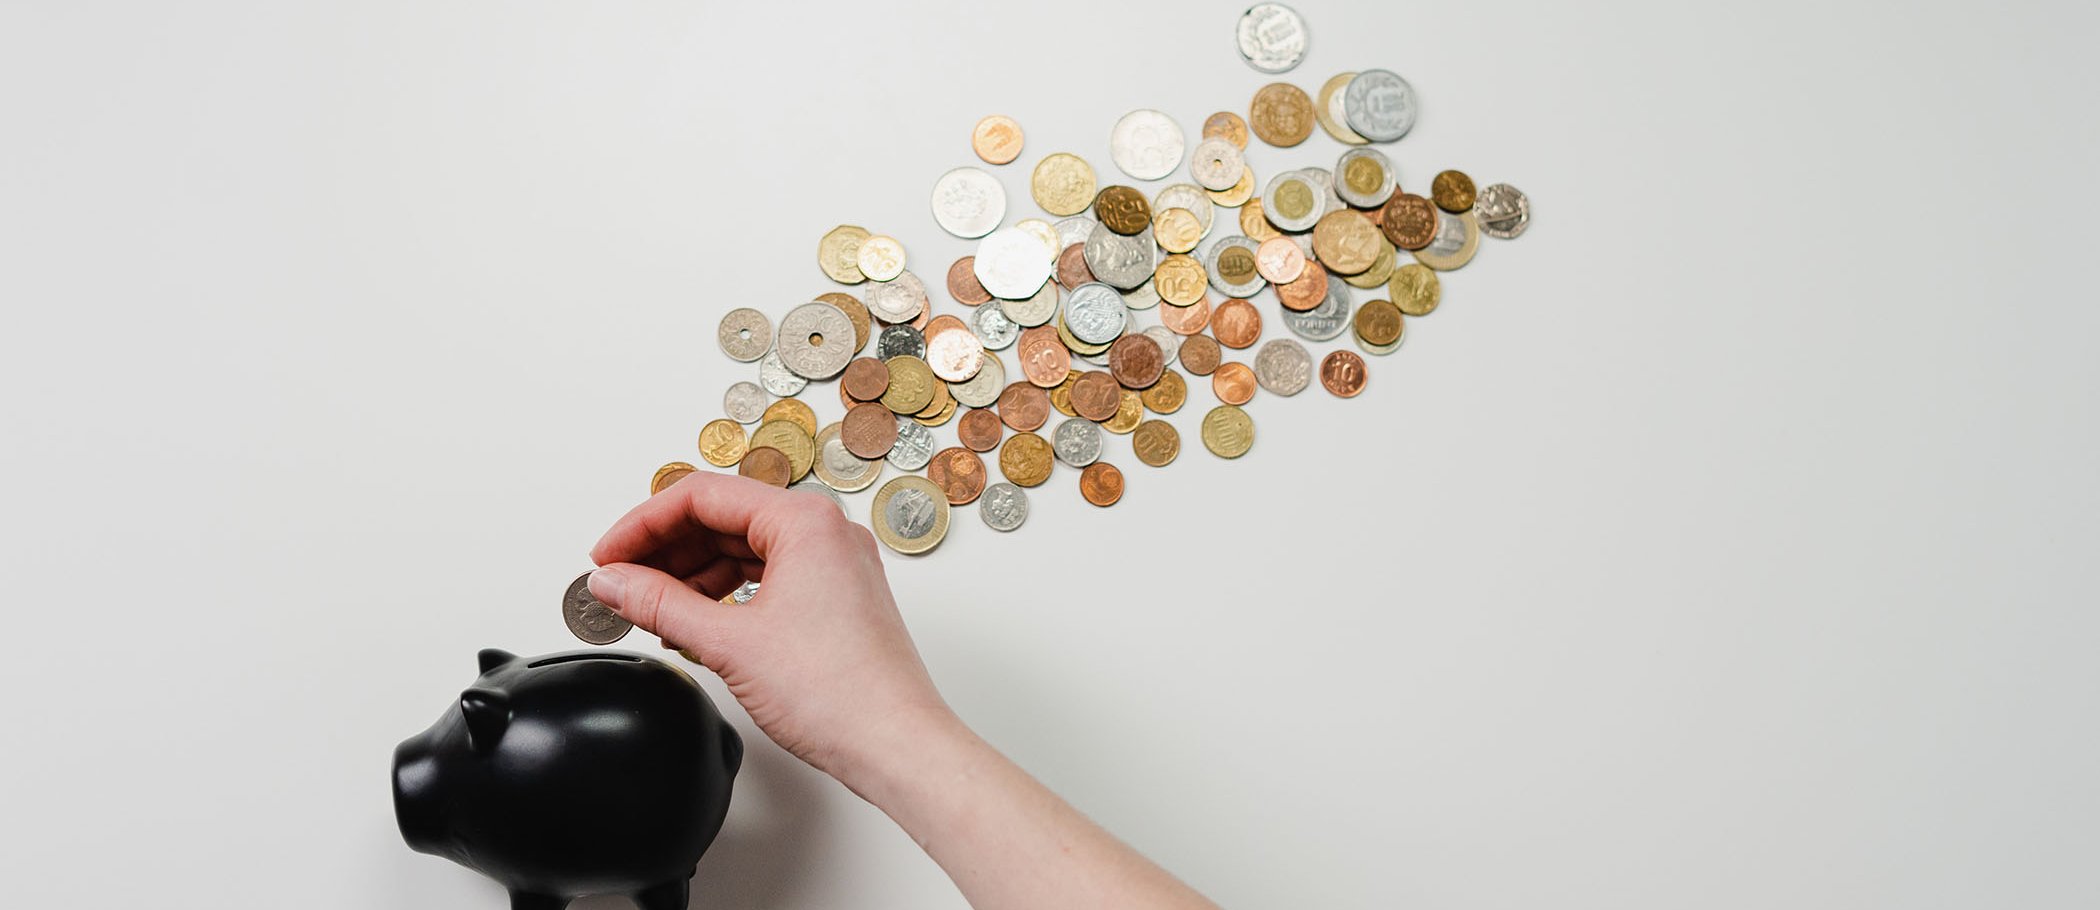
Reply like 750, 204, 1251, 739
717, 308, 773, 362
1201, 405, 1256, 458
871, 475, 950, 555
978, 481, 1029, 531
563, 572, 632, 645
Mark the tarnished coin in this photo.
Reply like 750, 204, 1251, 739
971, 299, 1021, 350
1017, 325, 1072, 387
1342, 69, 1418, 142
749, 420, 815, 482
997, 382, 1051, 432
1052, 417, 1104, 467
1320, 350, 1368, 398
1315, 72, 1370, 145
946, 256, 994, 306
1079, 461, 1125, 506
651, 461, 696, 495
871, 475, 950, 555
1001, 279, 1060, 327
843, 357, 890, 402
931, 166, 1006, 239
1474, 182, 1531, 239
1142, 325, 1182, 367
1255, 236, 1305, 284
1311, 210, 1383, 276
1390, 262, 1441, 316
815, 291, 873, 352
1178, 333, 1222, 375
978, 481, 1029, 531
1335, 148, 1396, 209
723, 381, 768, 424
1153, 254, 1207, 307
1083, 222, 1158, 290
949, 350, 1007, 407
1132, 419, 1180, 467
865, 270, 930, 323
1108, 334, 1165, 389
877, 324, 927, 362
1063, 282, 1129, 345
881, 355, 937, 414
698, 418, 749, 467
757, 350, 808, 397
1159, 294, 1213, 335
1203, 111, 1250, 149
972, 114, 1025, 165
856, 235, 907, 282
1282, 280, 1353, 341
737, 446, 792, 488
998, 431, 1054, 487
926, 447, 989, 506
1253, 338, 1313, 396
1212, 361, 1257, 405
717, 308, 774, 362
1378, 193, 1439, 250
1412, 210, 1481, 271
842, 402, 900, 459
1070, 370, 1122, 422
1235, 3, 1309, 74
1431, 169, 1477, 213
813, 422, 883, 493
777, 302, 856, 379
1109, 109, 1185, 181
818, 225, 870, 284
1205, 235, 1266, 298
1141, 368, 1187, 413
1189, 138, 1245, 192
1353, 298, 1405, 350
957, 407, 1004, 452
1262, 170, 1323, 232
1200, 404, 1256, 458
1212, 298, 1263, 349
887, 416, 936, 471
1249, 83, 1316, 147
563, 572, 632, 645
1154, 207, 1204, 254
1093, 185, 1152, 236
974, 227, 1053, 300
1031, 153, 1098, 217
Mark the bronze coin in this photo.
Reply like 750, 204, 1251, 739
1069, 371, 1122, 422
946, 256, 992, 306
1355, 299, 1405, 347
1056, 242, 1094, 290
1320, 350, 1368, 398
842, 357, 890, 401
815, 291, 873, 353
1131, 420, 1180, 467
1275, 264, 1330, 312
925, 446, 989, 505
1017, 325, 1072, 388
996, 382, 1050, 432
1078, 461, 1124, 507
1178, 334, 1222, 375
1158, 294, 1212, 335
841, 402, 899, 459
1140, 369, 1187, 414
1203, 111, 1249, 149
650, 461, 696, 495
1249, 83, 1315, 147
1093, 185, 1152, 236
1378, 193, 1439, 251
998, 431, 1054, 487
1431, 169, 1477, 213
1212, 362, 1257, 405
1106, 334, 1165, 390
736, 446, 792, 488
1211, 298, 1263, 349
957, 407, 1004, 452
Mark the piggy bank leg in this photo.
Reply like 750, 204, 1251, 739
632, 873, 690, 910
508, 890, 570, 910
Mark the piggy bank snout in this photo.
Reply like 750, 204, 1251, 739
391, 735, 446, 856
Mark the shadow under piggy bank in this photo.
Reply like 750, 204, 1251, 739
393, 648, 742, 910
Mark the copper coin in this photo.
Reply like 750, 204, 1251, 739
957, 407, 1004, 452
1203, 111, 1249, 149
1093, 185, 1152, 235
1107, 334, 1165, 390
1355, 299, 1405, 347
1069, 371, 1122, 422
1275, 264, 1329, 312
1212, 362, 1257, 405
1158, 294, 1213, 335
841, 402, 899, 459
1178, 334, 1222, 375
925, 447, 989, 505
1320, 350, 1368, 398
737, 446, 792, 488
842, 357, 890, 401
650, 461, 696, 495
1211, 298, 1263, 349
1078, 462, 1124, 507
1379, 193, 1439, 251
922, 314, 983, 382
1017, 325, 1072, 388
947, 256, 992, 306
996, 382, 1050, 432
1254, 236, 1306, 284
1249, 83, 1316, 147
1056, 242, 1094, 290
1431, 169, 1477, 213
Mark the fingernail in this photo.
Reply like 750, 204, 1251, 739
587, 565, 627, 609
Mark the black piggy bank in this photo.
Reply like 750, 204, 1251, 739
392, 648, 743, 910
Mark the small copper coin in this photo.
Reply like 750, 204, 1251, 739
1431, 169, 1477, 213
972, 114, 1025, 165
1017, 325, 1072, 388
1178, 334, 1222, 375
841, 402, 900, 459
1107, 334, 1165, 390
1069, 371, 1122, 422
1211, 298, 1263, 349
1275, 264, 1329, 312
957, 407, 1004, 452
947, 256, 993, 306
1078, 462, 1124, 507
1212, 362, 1257, 405
925, 447, 989, 505
737, 446, 792, 488
842, 357, 890, 401
1158, 294, 1212, 335
1056, 243, 1094, 290
1379, 193, 1439, 251
1249, 83, 1316, 147
1131, 420, 1180, 467
1354, 299, 1406, 347
1254, 237, 1306, 284
1203, 111, 1249, 149
996, 382, 1051, 432
1320, 350, 1368, 398
651, 461, 696, 495
1093, 185, 1152, 235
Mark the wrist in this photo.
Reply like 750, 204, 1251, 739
828, 702, 983, 807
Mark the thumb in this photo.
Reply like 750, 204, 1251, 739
588, 563, 744, 661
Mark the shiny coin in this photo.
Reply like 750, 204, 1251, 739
1474, 182, 1531, 239
1203, 111, 1250, 148
1189, 138, 1245, 191
1142, 325, 1182, 366
1093, 185, 1152, 236
749, 420, 815, 482
1205, 235, 1265, 298
871, 475, 950, 555
815, 291, 873, 352
778, 302, 856, 379
818, 225, 870, 284
1315, 72, 1371, 145
789, 478, 847, 514
947, 256, 993, 306
1235, 3, 1309, 73
813, 422, 883, 492
1200, 404, 1256, 458
1001, 279, 1060, 327
865, 270, 929, 323
1056, 242, 1095, 289
717, 308, 773, 362
924, 315, 985, 383
1262, 171, 1322, 232
1178, 333, 1222, 375
1153, 254, 1207, 307
1353, 298, 1405, 349
958, 407, 1004, 452
1132, 420, 1180, 467
1342, 237, 1397, 289
1312, 210, 1383, 276
1017, 325, 1072, 387
974, 227, 1053, 300
997, 382, 1051, 432
1378, 192, 1439, 250
1255, 236, 1305, 284
842, 402, 899, 459
1070, 370, 1122, 422
757, 350, 807, 397
1320, 350, 1368, 397
1431, 169, 1477, 213
1052, 417, 1103, 467
1153, 183, 1214, 234
887, 416, 936, 471
1281, 279, 1353, 341
856, 235, 907, 282
1063, 282, 1129, 345
698, 418, 749, 467
1159, 294, 1212, 335
1106, 389, 1145, 434
1390, 263, 1440, 316
563, 572, 632, 645
998, 431, 1054, 487
1079, 461, 1124, 507
1031, 153, 1098, 217
1335, 147, 1396, 208
1253, 338, 1313, 396
926, 447, 990, 506
1109, 109, 1185, 181
978, 482, 1029, 531
877, 323, 926, 361
1342, 69, 1418, 142
931, 166, 1006, 239
723, 381, 768, 424
1412, 210, 1481, 271
1141, 369, 1187, 413
1207, 167, 1258, 208
1211, 298, 1263, 349
1275, 259, 1329, 312
972, 114, 1025, 165
843, 357, 890, 401
1154, 208, 1205, 254
1212, 361, 1257, 405
880, 356, 937, 414
949, 350, 1007, 407
651, 461, 696, 496
1014, 217, 1062, 262
1083, 222, 1157, 290
1108, 333, 1166, 389
1240, 197, 1282, 242
1249, 82, 1316, 147
971, 300, 1021, 350
737, 446, 792, 488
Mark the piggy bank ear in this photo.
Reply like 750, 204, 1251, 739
477, 648, 519, 674
459, 688, 511, 754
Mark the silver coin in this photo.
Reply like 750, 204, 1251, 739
1323, 72, 1369, 145
1077, 348, 1112, 368
1064, 282, 1129, 345
883, 485, 941, 540
1188, 138, 1245, 192
562, 572, 631, 645
1474, 183, 1531, 240
1342, 69, 1418, 142
1108, 109, 1185, 181
1281, 280, 1353, 342
1203, 234, 1266, 298
1141, 325, 1183, 366
1001, 279, 1059, 327
757, 350, 807, 396
727, 580, 759, 603
974, 227, 1053, 300
813, 423, 884, 492
716, 308, 773, 362
777, 302, 856, 380
1083, 222, 1158, 290
930, 166, 1006, 239
978, 482, 1028, 532
1334, 148, 1397, 209
1419, 209, 1469, 260
723, 381, 768, 424
1355, 316, 1406, 355
1252, 338, 1313, 396
971, 299, 1021, 349
1120, 278, 1160, 311
1235, 3, 1308, 74
789, 478, 848, 514
1152, 183, 1214, 234
865, 270, 929, 323
1053, 216, 1098, 248
949, 350, 1006, 408
877, 324, 926, 361
887, 417, 935, 471
1052, 417, 1103, 467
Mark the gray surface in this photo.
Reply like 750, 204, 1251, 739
2, 1, 2098, 908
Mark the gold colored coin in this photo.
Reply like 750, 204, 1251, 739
998, 431, 1054, 487
1153, 254, 1207, 307
1239, 197, 1282, 243
913, 393, 958, 428
870, 475, 951, 555
1206, 167, 1256, 208
1314, 73, 1371, 145
818, 225, 870, 284
1214, 242, 1261, 290
1132, 419, 1180, 467
748, 420, 815, 482
856, 235, 906, 282
1094, 185, 1152, 236
1054, 312, 1113, 357
1154, 208, 1204, 254
816, 291, 872, 352
1140, 368, 1186, 414
972, 114, 1025, 165
651, 461, 697, 495
1202, 111, 1249, 149
1249, 83, 1316, 147
914, 379, 953, 419
1270, 177, 1318, 225
1342, 237, 1398, 289
1354, 298, 1405, 347
1390, 263, 1441, 316
1031, 153, 1098, 217
697, 419, 749, 468
1310, 210, 1384, 276
1200, 405, 1255, 459
881, 356, 936, 414
1048, 369, 1080, 417
760, 398, 818, 438
1431, 169, 1478, 213
1103, 389, 1143, 434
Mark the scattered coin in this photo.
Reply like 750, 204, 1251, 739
738, 446, 792, 487
1311, 211, 1383, 276
1178, 333, 1222, 375
813, 423, 883, 493
1255, 236, 1306, 284
947, 256, 993, 306
865, 270, 930, 323
563, 572, 632, 645
1031, 153, 1098, 217
1315, 72, 1370, 145
1141, 368, 1188, 413
1153, 254, 1207, 307
1342, 68, 1418, 142
1431, 169, 1477, 213
1334, 149, 1397, 211
757, 350, 808, 397
1063, 283, 1129, 345
842, 402, 900, 459
1052, 417, 1104, 467
997, 382, 1051, 432
957, 407, 1004, 452
974, 227, 1053, 300
1390, 263, 1440, 316
1189, 138, 1246, 191
1108, 333, 1166, 389
1261, 170, 1322, 232
1378, 192, 1439, 250
925, 447, 989, 505
1001, 279, 1060, 326
856, 235, 907, 282
1079, 462, 1125, 506
1207, 167, 1258, 207
842, 358, 890, 401
1083, 222, 1157, 290
1212, 298, 1263, 348
1070, 370, 1122, 422
698, 418, 749, 467
1275, 262, 1329, 312
1093, 185, 1152, 236
1353, 298, 1406, 350
651, 461, 696, 495
815, 291, 873, 352
972, 114, 1025, 165
1018, 325, 1073, 387
1412, 210, 1481, 271
871, 475, 950, 555
749, 420, 815, 482
998, 431, 1054, 487
717, 308, 774, 362
931, 166, 1006, 239
1104, 389, 1144, 434
923, 314, 984, 383
881, 356, 937, 414
1132, 420, 1181, 467
1154, 207, 1205, 254
1249, 82, 1316, 147
1200, 404, 1256, 458
1474, 182, 1531, 239
1253, 338, 1313, 396
971, 301, 1021, 350
1235, 3, 1309, 74
818, 225, 870, 284
1212, 361, 1257, 405
1320, 350, 1368, 397
777, 301, 856, 379
789, 478, 848, 514
1109, 109, 1185, 181
1159, 294, 1213, 335
979, 482, 1029, 531
1203, 111, 1250, 149
723, 381, 768, 424
888, 416, 936, 471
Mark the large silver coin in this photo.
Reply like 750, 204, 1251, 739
757, 350, 807, 396
777, 302, 855, 379
1253, 338, 1313, 396
1120, 278, 1160, 311
723, 381, 768, 424
1109, 109, 1185, 181
717, 308, 773, 362
1262, 171, 1323, 232
1474, 183, 1532, 239
1235, 3, 1308, 74
1052, 418, 1104, 467
1341, 69, 1418, 142
1188, 138, 1245, 191
887, 417, 936, 471
1203, 234, 1266, 298
974, 227, 1053, 300
1083, 222, 1157, 291
1064, 282, 1129, 345
865, 270, 930, 323
1153, 183, 1214, 234
971, 299, 1021, 349
978, 482, 1029, 532
930, 166, 1006, 239
789, 478, 847, 514
1000, 280, 1059, 327
813, 423, 883, 492
877, 324, 926, 361
562, 572, 631, 645
1334, 147, 1397, 209
1142, 325, 1183, 366
1053, 216, 1098, 248
1281, 280, 1353, 342
949, 350, 1006, 408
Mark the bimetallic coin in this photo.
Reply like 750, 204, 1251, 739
1212, 361, 1257, 405
1203, 111, 1250, 149
1031, 153, 1097, 217
1235, 3, 1309, 73
865, 270, 930, 323
971, 299, 1021, 350
978, 482, 1028, 531
1079, 462, 1124, 506
1132, 419, 1180, 467
1315, 72, 1370, 146
1141, 368, 1187, 413
813, 423, 883, 493
1262, 171, 1322, 232
698, 418, 748, 467
1281, 279, 1353, 341
818, 224, 870, 284
1178, 333, 1222, 375
1335, 147, 1396, 209
1205, 235, 1266, 298
925, 447, 989, 505
1320, 350, 1368, 397
1379, 193, 1439, 250
1249, 82, 1316, 147
1474, 182, 1531, 239
974, 227, 1053, 300
871, 475, 950, 555
887, 417, 936, 471
757, 350, 807, 397
1211, 297, 1263, 349
1342, 69, 1418, 142
931, 166, 1006, 239
1253, 338, 1313, 396
877, 324, 927, 361
972, 114, 1025, 165
856, 235, 907, 282
1109, 109, 1185, 181
563, 572, 632, 645
949, 350, 1007, 407
1083, 222, 1158, 291
1052, 417, 1103, 467
717, 308, 773, 362
651, 461, 696, 495
998, 431, 1054, 487
1390, 262, 1441, 316
1062, 283, 1129, 346
1189, 138, 1245, 192
777, 302, 856, 379
1431, 169, 1477, 213
1412, 210, 1481, 271
737, 446, 792, 487
1200, 404, 1256, 458
723, 381, 768, 424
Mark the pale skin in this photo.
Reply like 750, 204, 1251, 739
587, 472, 1220, 910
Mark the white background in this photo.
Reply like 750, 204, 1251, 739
3, 0, 2096, 907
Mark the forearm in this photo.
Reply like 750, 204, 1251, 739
837, 708, 1219, 910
